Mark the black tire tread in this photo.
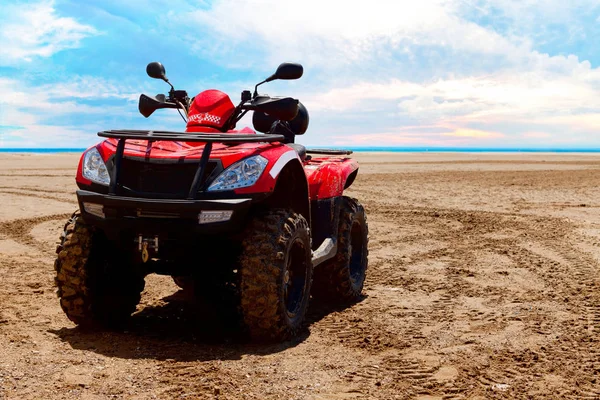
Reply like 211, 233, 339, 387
312, 197, 369, 303
173, 276, 195, 291
54, 212, 143, 327
238, 209, 312, 341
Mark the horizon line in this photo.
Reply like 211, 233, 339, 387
2, 146, 600, 153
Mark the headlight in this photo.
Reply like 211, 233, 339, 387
207, 155, 268, 191
82, 147, 110, 185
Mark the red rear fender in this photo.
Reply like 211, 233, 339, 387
306, 158, 359, 200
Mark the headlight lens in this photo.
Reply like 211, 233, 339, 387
82, 147, 110, 185
207, 155, 268, 191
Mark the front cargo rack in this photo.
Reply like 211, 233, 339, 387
97, 130, 285, 199
99, 129, 285, 143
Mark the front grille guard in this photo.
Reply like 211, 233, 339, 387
98, 130, 285, 200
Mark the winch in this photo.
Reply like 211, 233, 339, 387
137, 235, 159, 263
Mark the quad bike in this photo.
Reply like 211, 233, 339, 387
54, 61, 369, 341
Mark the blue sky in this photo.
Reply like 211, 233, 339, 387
1, 0, 600, 148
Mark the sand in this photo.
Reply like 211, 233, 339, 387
1, 152, 599, 399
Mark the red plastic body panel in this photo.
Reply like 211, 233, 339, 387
234, 146, 299, 194
75, 139, 359, 200
75, 137, 301, 196
305, 157, 359, 200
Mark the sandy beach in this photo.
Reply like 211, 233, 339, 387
1, 152, 599, 399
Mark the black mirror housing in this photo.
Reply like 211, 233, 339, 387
146, 62, 167, 81
266, 63, 303, 82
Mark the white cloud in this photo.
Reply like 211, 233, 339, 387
175, 0, 531, 69
168, 0, 600, 148
0, 1, 97, 64
305, 65, 600, 116
463, 0, 600, 28
0, 73, 195, 147
0, 124, 93, 148
0, 78, 137, 116
39, 77, 139, 101
328, 129, 502, 147
0, 77, 147, 147
3, 0, 600, 147
303, 65, 600, 143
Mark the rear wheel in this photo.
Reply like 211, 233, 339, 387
239, 209, 312, 341
54, 213, 145, 328
313, 197, 369, 304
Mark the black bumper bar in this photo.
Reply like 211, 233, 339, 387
77, 189, 253, 236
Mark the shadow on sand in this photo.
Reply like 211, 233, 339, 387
49, 289, 364, 362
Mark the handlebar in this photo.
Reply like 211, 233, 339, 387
139, 88, 298, 133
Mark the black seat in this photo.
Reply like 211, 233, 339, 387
288, 143, 307, 160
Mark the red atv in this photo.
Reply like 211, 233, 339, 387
54, 61, 368, 341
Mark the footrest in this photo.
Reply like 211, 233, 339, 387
312, 237, 337, 267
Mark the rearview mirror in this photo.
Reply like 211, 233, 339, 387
146, 62, 167, 81
265, 63, 303, 82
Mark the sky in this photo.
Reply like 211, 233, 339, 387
1, 0, 600, 148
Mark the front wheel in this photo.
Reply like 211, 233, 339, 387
54, 213, 145, 328
312, 197, 369, 304
172, 276, 195, 291
238, 209, 313, 341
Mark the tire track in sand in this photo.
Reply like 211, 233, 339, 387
0, 186, 74, 195
549, 245, 600, 399
0, 189, 77, 204
341, 204, 598, 399
0, 214, 72, 253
